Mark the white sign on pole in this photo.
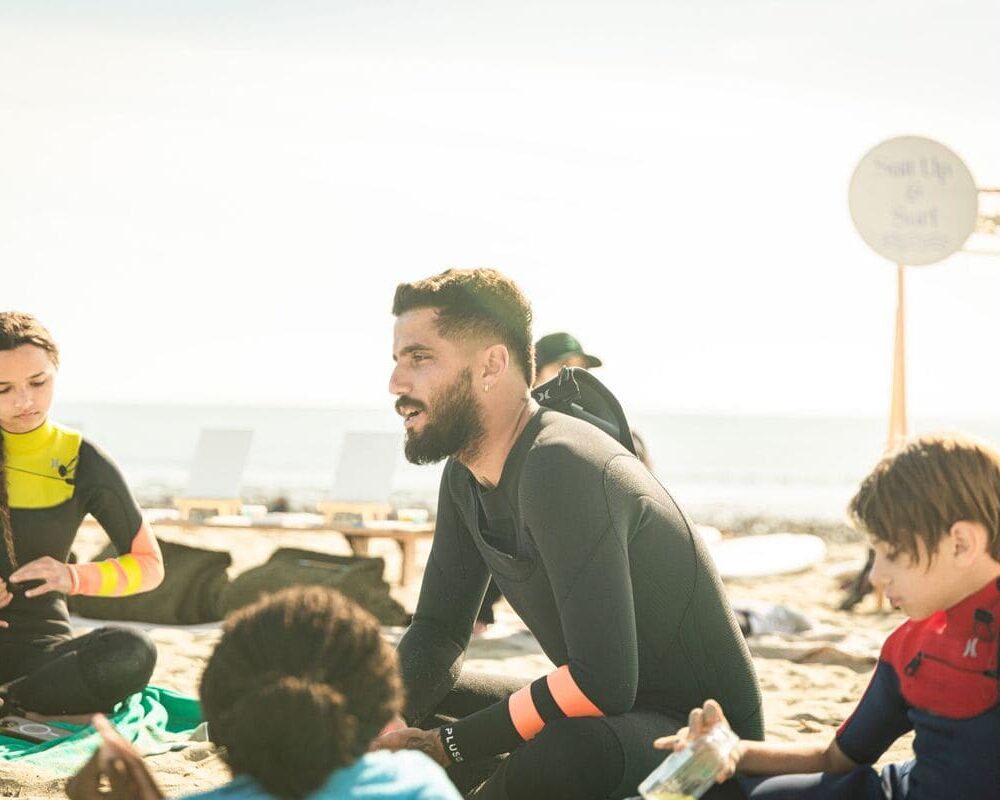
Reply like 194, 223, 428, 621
848, 136, 978, 266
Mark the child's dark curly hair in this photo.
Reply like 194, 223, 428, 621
200, 586, 404, 799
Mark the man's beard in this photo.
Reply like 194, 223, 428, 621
401, 368, 486, 465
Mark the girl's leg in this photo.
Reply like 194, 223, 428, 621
2, 626, 156, 715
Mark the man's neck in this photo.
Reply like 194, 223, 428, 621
461, 393, 537, 489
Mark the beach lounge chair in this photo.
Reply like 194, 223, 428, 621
173, 428, 254, 521
317, 431, 402, 523
162, 429, 431, 586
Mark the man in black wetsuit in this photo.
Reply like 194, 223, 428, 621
373, 268, 762, 799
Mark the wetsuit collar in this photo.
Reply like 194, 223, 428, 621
943, 575, 1000, 626
493, 406, 545, 492
2, 418, 56, 456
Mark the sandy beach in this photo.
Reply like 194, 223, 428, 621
3, 520, 913, 798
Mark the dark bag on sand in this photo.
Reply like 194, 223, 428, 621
68, 540, 232, 625
220, 548, 410, 626
532, 366, 637, 455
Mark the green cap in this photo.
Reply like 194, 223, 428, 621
534, 332, 602, 371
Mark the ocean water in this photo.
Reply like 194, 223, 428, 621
51, 401, 1000, 522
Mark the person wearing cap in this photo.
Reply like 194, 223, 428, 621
532, 332, 603, 387
533, 331, 653, 468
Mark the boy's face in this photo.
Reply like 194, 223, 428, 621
869, 535, 965, 620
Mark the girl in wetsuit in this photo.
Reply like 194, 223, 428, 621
0, 312, 164, 715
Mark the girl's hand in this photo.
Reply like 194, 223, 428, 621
9, 556, 73, 597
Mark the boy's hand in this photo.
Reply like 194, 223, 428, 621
370, 726, 449, 768
10, 556, 73, 597
653, 699, 743, 784
65, 714, 164, 800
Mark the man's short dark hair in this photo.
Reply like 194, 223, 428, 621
392, 268, 535, 385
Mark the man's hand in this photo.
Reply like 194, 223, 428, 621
9, 556, 73, 598
0, 577, 12, 627
65, 714, 164, 800
370, 726, 450, 768
653, 699, 743, 784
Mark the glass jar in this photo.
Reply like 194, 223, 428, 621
638, 722, 740, 800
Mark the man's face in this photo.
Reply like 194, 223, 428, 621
390, 308, 486, 464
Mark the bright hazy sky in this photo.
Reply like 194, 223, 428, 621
3, 1, 999, 417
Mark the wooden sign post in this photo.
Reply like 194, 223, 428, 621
848, 136, 978, 609
888, 264, 907, 451
849, 136, 979, 452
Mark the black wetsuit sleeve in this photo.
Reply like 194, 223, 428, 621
521, 451, 641, 713
835, 660, 912, 765
77, 441, 144, 553
443, 449, 640, 762
397, 461, 491, 725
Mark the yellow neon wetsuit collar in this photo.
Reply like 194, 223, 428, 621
2, 419, 57, 456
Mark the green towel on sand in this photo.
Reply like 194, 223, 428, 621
0, 686, 202, 774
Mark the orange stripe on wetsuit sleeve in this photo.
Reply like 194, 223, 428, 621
125, 524, 165, 591
546, 665, 605, 718
69, 522, 165, 596
508, 684, 546, 741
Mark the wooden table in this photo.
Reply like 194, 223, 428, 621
83, 517, 435, 586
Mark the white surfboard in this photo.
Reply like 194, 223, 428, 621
708, 533, 827, 579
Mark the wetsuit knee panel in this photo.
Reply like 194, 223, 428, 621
78, 626, 158, 699
503, 717, 625, 800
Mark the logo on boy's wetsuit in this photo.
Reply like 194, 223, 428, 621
964, 608, 997, 659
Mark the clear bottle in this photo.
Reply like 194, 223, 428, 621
638, 722, 740, 800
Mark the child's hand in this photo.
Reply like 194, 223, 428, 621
65, 714, 165, 800
652, 699, 743, 784
653, 698, 733, 750
370, 726, 450, 768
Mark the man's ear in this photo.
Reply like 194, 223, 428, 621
481, 344, 510, 389
949, 520, 989, 565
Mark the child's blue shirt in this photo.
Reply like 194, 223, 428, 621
182, 750, 461, 800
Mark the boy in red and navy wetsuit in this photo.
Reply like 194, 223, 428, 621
654, 433, 1000, 800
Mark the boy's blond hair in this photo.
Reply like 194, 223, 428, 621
848, 433, 1000, 562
